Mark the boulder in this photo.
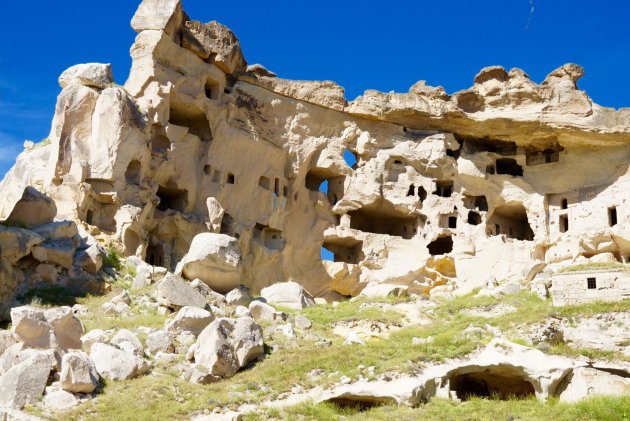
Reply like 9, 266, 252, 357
260, 281, 315, 310
90, 343, 149, 380
131, 0, 183, 36
58, 63, 114, 89
73, 243, 103, 274
191, 279, 227, 306
43, 390, 78, 410
145, 330, 174, 355
165, 306, 214, 336
80, 329, 110, 351
318, 377, 423, 407
181, 21, 247, 74
60, 351, 100, 393
225, 285, 253, 307
359, 282, 408, 298
5, 187, 56, 229
0, 225, 44, 265
175, 233, 242, 294
111, 329, 144, 356
31, 220, 78, 240
110, 290, 132, 306
0, 330, 19, 357
10, 306, 52, 349
31, 239, 77, 269
0, 353, 52, 409
248, 301, 285, 323
191, 317, 263, 379
156, 275, 207, 309
43, 306, 84, 351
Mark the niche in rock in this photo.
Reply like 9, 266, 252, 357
125, 160, 142, 185
468, 211, 482, 225
322, 237, 363, 264
151, 135, 171, 153
305, 168, 345, 205
169, 104, 213, 142
449, 368, 535, 401
349, 200, 420, 239
156, 182, 187, 212
427, 236, 453, 255
386, 157, 406, 182
460, 136, 518, 155
253, 223, 285, 250
434, 180, 454, 198
486, 204, 534, 241
496, 158, 523, 177
205, 77, 220, 100
145, 243, 165, 267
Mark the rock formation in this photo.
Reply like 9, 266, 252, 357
2, 1, 630, 310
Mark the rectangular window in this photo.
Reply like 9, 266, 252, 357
587, 277, 597, 289
609, 207, 618, 227
448, 216, 457, 229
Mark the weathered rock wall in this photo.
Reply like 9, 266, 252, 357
2, 0, 630, 299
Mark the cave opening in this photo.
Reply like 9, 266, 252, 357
449, 369, 535, 401
253, 223, 285, 250
151, 135, 171, 153
125, 160, 142, 185
305, 168, 345, 205
349, 202, 419, 239
322, 237, 363, 264
486, 204, 534, 240
156, 183, 187, 212
468, 211, 482, 225
169, 105, 213, 142
434, 180, 454, 198
427, 236, 453, 255
496, 158, 523, 177
145, 243, 164, 267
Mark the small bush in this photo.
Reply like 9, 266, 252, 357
0, 219, 28, 229
102, 247, 122, 270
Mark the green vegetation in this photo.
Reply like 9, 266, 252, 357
16, 285, 80, 307
46, 282, 630, 420
560, 261, 628, 272
248, 395, 630, 421
0, 219, 28, 229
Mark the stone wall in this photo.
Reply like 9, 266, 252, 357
550, 269, 630, 306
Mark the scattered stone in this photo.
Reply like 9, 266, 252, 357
146, 330, 175, 355
293, 315, 312, 330
156, 275, 207, 309
225, 286, 253, 307
58, 63, 114, 89
43, 390, 79, 410
359, 282, 408, 298
6, 187, 56, 229
90, 343, 149, 380
0, 353, 53, 409
111, 329, 144, 356
60, 351, 100, 393
165, 306, 214, 337
343, 331, 366, 346
248, 301, 285, 323
191, 317, 263, 379
260, 281, 315, 310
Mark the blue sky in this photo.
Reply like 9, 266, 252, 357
1, 0, 629, 180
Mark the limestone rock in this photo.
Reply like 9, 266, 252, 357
58, 63, 113, 89
31, 239, 77, 269
111, 329, 144, 356
176, 233, 242, 294
145, 330, 174, 355
248, 301, 284, 323
182, 20, 247, 74
131, 0, 182, 36
43, 390, 79, 410
164, 306, 214, 336
10, 306, 83, 352
191, 317, 263, 379
191, 279, 227, 306
157, 275, 207, 309
225, 285, 253, 307
0, 225, 44, 265
59, 351, 100, 393
557, 365, 630, 403
359, 282, 408, 298
90, 343, 149, 380
0, 353, 52, 409
6, 187, 56, 229
260, 281, 315, 310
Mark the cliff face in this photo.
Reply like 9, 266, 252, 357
2, 0, 630, 299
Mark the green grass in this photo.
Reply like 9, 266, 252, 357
45, 282, 630, 420
560, 262, 628, 272
246, 395, 630, 421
